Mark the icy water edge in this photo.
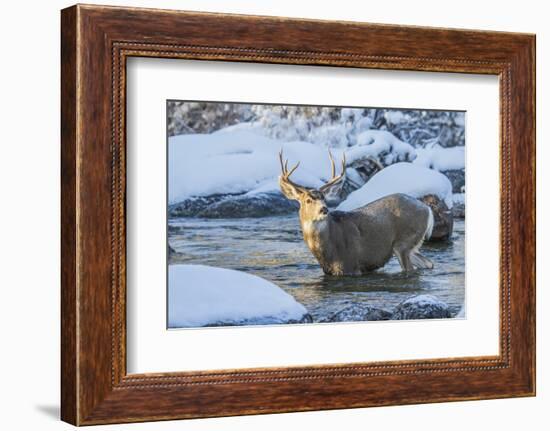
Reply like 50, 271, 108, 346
168, 215, 465, 324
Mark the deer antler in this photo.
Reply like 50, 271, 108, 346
278, 150, 307, 193
319, 150, 346, 192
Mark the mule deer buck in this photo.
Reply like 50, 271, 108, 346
278, 150, 434, 275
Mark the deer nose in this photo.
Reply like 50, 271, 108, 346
320, 207, 329, 215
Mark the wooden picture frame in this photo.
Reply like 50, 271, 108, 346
61, 4, 535, 425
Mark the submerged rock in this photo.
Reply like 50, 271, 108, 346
420, 194, 454, 241
392, 295, 451, 320
321, 303, 393, 323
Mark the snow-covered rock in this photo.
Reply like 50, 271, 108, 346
414, 145, 465, 171
414, 145, 465, 192
336, 162, 454, 211
168, 264, 310, 328
442, 169, 465, 193
321, 303, 392, 323
384, 110, 409, 126
351, 130, 416, 166
392, 295, 452, 320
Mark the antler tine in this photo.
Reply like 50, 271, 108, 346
328, 149, 336, 179
278, 149, 285, 173
341, 152, 346, 175
287, 161, 300, 177
278, 149, 300, 180
319, 151, 347, 192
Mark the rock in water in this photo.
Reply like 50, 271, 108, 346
392, 295, 451, 320
198, 192, 298, 218
169, 192, 299, 218
452, 202, 465, 219
452, 193, 465, 219
442, 169, 465, 193
420, 194, 454, 241
321, 303, 393, 322
168, 195, 227, 217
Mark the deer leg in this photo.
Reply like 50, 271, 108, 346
410, 251, 434, 269
394, 248, 414, 272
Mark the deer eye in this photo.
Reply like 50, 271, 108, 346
306, 198, 312, 204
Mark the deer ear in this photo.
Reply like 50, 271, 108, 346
320, 178, 345, 205
279, 176, 304, 201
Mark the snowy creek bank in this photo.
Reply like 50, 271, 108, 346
169, 215, 465, 326
168, 264, 312, 327
168, 130, 464, 225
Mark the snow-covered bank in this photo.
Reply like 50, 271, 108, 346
169, 128, 417, 205
168, 264, 310, 328
350, 129, 416, 165
414, 144, 465, 171
169, 126, 463, 224
169, 130, 334, 204
337, 162, 454, 211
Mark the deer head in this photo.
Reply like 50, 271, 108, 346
278, 150, 346, 221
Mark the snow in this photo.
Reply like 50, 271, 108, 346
353, 116, 374, 133
169, 126, 459, 209
169, 130, 338, 203
414, 144, 465, 171
169, 128, 415, 204
340, 107, 357, 121
168, 264, 308, 328
336, 162, 454, 211
384, 110, 409, 126
352, 130, 416, 165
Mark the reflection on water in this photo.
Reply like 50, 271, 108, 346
169, 215, 465, 321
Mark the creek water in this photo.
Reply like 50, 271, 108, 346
168, 214, 465, 323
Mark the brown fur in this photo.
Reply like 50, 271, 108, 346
280, 177, 434, 275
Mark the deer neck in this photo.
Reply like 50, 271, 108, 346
299, 213, 331, 256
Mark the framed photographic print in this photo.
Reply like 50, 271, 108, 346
61, 4, 536, 425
